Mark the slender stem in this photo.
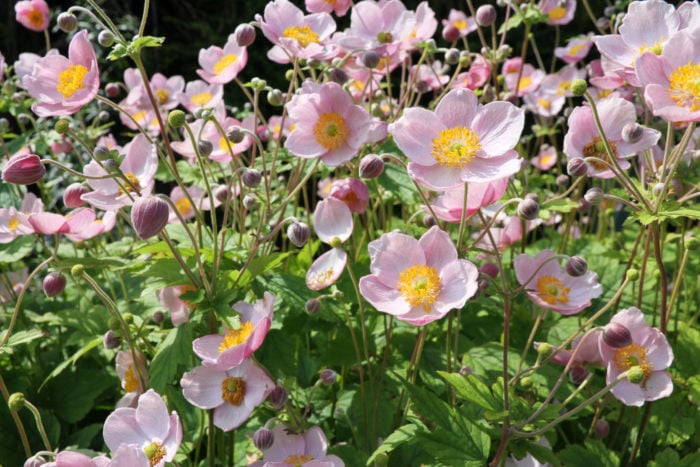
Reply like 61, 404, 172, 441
24, 401, 52, 451
0, 374, 31, 457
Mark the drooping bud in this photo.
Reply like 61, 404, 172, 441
621, 122, 643, 144
320, 369, 338, 385
570, 79, 588, 97
0, 118, 8, 135
2, 153, 45, 185
626, 268, 640, 282
686, 236, 700, 251
105, 82, 120, 98
243, 194, 258, 210
480, 262, 499, 279
168, 110, 186, 128
131, 196, 170, 239
584, 187, 604, 206
329, 67, 348, 84
253, 428, 274, 451
565, 256, 588, 277
98, 30, 115, 47
234, 23, 256, 47
626, 366, 645, 384
226, 126, 245, 144
152, 310, 165, 324
267, 89, 284, 107
305, 298, 321, 315
93, 145, 110, 161
603, 322, 633, 349
569, 366, 589, 385
536, 342, 553, 358
422, 214, 436, 228
103, 330, 121, 349
444, 48, 460, 65
567, 158, 587, 177
517, 198, 540, 220
459, 366, 473, 376
476, 5, 497, 27
43, 272, 66, 297
594, 419, 610, 439
442, 25, 460, 42
359, 154, 384, 179
197, 139, 213, 157
214, 185, 232, 203
242, 168, 262, 188
578, 198, 591, 213
70, 264, 85, 278
556, 174, 570, 187
63, 182, 88, 208
17, 114, 30, 126
267, 386, 288, 410
8, 392, 25, 411
287, 221, 310, 247
362, 51, 380, 69
57, 12, 78, 32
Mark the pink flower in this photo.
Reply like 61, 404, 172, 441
285, 82, 371, 166
305, 0, 351, 17
531, 145, 558, 171
328, 178, 369, 214
555, 35, 593, 65
0, 192, 42, 243
389, 88, 524, 189
428, 177, 508, 223
411, 60, 449, 92
451, 54, 491, 91
40, 451, 111, 467
180, 359, 274, 431
514, 249, 602, 315
306, 197, 354, 290
599, 307, 674, 406
157, 285, 196, 326
21, 31, 99, 117
1, 153, 45, 185
539, 0, 576, 25
115, 350, 148, 408
197, 34, 248, 85
249, 425, 344, 466
503, 60, 545, 96
192, 292, 274, 370
359, 226, 479, 326
15, 0, 49, 32
563, 97, 661, 178
64, 209, 117, 242
176, 80, 223, 113
103, 389, 182, 466
441, 9, 476, 38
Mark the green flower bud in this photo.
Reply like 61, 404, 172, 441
626, 366, 645, 384
71, 264, 85, 277
686, 237, 700, 251
108, 315, 121, 331
8, 392, 25, 411
55, 118, 71, 135
536, 342, 553, 358
168, 110, 186, 128
570, 79, 588, 97
626, 268, 640, 282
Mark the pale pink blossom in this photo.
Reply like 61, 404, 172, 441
0, 192, 42, 243
176, 80, 223, 113
555, 35, 593, 65
328, 178, 369, 214
428, 178, 508, 223
197, 34, 248, 85
451, 54, 491, 91
503, 59, 545, 96
21, 31, 99, 117
157, 285, 196, 326
115, 350, 148, 408
411, 60, 449, 92
40, 451, 111, 467
539, 0, 576, 25
389, 88, 524, 189
305, 0, 351, 17
15, 0, 49, 32
531, 145, 558, 171
441, 9, 476, 38
249, 425, 344, 466
359, 226, 479, 326
64, 209, 117, 242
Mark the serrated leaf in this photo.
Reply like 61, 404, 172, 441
149, 325, 194, 392
0, 236, 35, 263
367, 424, 421, 465
40, 337, 103, 390
438, 371, 501, 412
1, 329, 44, 351
558, 439, 619, 467
378, 163, 418, 205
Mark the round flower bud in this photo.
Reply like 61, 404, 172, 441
122, 312, 134, 324
320, 369, 337, 385
578, 198, 591, 213
131, 196, 170, 239
422, 214, 436, 228
556, 174, 570, 187
524, 193, 539, 203
0, 118, 9, 135
362, 51, 380, 69
603, 322, 633, 348
107, 315, 121, 332
93, 145, 110, 161
24, 454, 47, 467
476, 5, 497, 27
594, 419, 610, 439
8, 392, 25, 411
480, 262, 499, 279
652, 183, 665, 196
214, 185, 232, 203
287, 221, 310, 247
686, 236, 700, 251
459, 366, 473, 376
267, 89, 284, 107
168, 110, 186, 128
329, 67, 348, 84
359, 154, 384, 179
442, 25, 460, 42
226, 126, 245, 144
254, 428, 275, 451
57, 12, 78, 32
243, 194, 258, 210
567, 158, 588, 177
102, 159, 118, 172
445, 48, 460, 65
98, 30, 115, 47
234, 23, 256, 47
242, 168, 262, 188
103, 330, 121, 349
70, 264, 85, 278
570, 79, 588, 97
536, 342, 553, 358
152, 310, 165, 324
43, 272, 66, 297
2, 153, 46, 185
626, 366, 645, 384
97, 110, 110, 122
518, 376, 533, 389
63, 182, 88, 208
517, 198, 540, 220
626, 268, 640, 282
569, 366, 589, 385
565, 256, 588, 277
105, 82, 120, 98
621, 122, 643, 144
17, 113, 30, 126
584, 187, 604, 206
197, 139, 213, 157
305, 298, 321, 315
267, 386, 288, 410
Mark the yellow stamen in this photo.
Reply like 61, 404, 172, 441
583, 137, 618, 171
535, 275, 570, 305
283, 25, 319, 48
613, 343, 653, 385
191, 91, 212, 106
214, 54, 238, 75
397, 264, 441, 312
155, 89, 169, 106
668, 61, 700, 112
313, 112, 348, 150
174, 197, 193, 217
432, 126, 481, 169
306, 267, 335, 289
143, 441, 167, 467
57, 64, 88, 98
124, 364, 140, 393
567, 44, 586, 57
118, 172, 141, 195
548, 6, 567, 21
453, 19, 467, 30
221, 376, 246, 405
219, 321, 255, 352
28, 9, 44, 28
537, 98, 551, 110
557, 81, 571, 96
219, 135, 235, 152
8, 217, 20, 232
517, 76, 533, 92
284, 454, 314, 466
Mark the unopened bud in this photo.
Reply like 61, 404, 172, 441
234, 23, 256, 47
93, 145, 110, 161
102, 159, 118, 172
267, 386, 288, 410
445, 48, 460, 65
626, 366, 645, 384
243, 194, 258, 210
626, 268, 640, 282
565, 256, 588, 277
70, 264, 85, 277
254, 428, 274, 450
359, 154, 384, 179
320, 369, 337, 385
603, 322, 633, 348
594, 419, 610, 438
18, 113, 30, 126
621, 122, 643, 144
536, 342, 553, 358
57, 12, 78, 32
329, 67, 348, 84
362, 51, 380, 69
168, 110, 186, 128
43, 272, 66, 297
242, 168, 262, 188
442, 25, 460, 42
197, 139, 213, 157
567, 158, 588, 177
122, 313, 134, 324
422, 214, 436, 228
287, 221, 310, 247
2, 153, 45, 185
107, 315, 121, 332
480, 262, 499, 279
152, 311, 165, 324
476, 5, 497, 27
98, 30, 114, 47
459, 366, 472, 376
8, 393, 25, 411
569, 366, 589, 385
305, 298, 321, 315
105, 82, 120, 98
131, 196, 169, 239
517, 198, 540, 220
584, 187, 604, 206
0, 118, 8, 135
578, 198, 591, 213
214, 185, 232, 203
556, 174, 569, 187
267, 89, 284, 107
103, 330, 121, 349
227, 126, 245, 144
570, 79, 588, 97
686, 236, 700, 251
518, 376, 533, 389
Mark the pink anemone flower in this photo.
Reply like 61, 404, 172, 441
539, 0, 576, 25
115, 350, 148, 408
306, 0, 351, 17
285, 81, 371, 167
599, 307, 674, 406
180, 359, 274, 432
306, 197, 354, 291
389, 88, 524, 190
176, 80, 223, 113
514, 249, 602, 315
157, 285, 196, 326
328, 178, 369, 214
250, 425, 344, 466
39, 451, 111, 467
197, 34, 248, 85
21, 30, 99, 117
15, 0, 49, 32
103, 389, 182, 467
428, 177, 508, 223
359, 226, 479, 326
193, 292, 274, 370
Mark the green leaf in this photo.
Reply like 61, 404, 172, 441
367, 424, 421, 465
107, 36, 165, 61
558, 440, 619, 467
378, 163, 418, 205
0, 236, 35, 263
40, 337, 103, 390
46, 367, 113, 423
438, 371, 501, 412
0, 329, 44, 353
149, 325, 194, 392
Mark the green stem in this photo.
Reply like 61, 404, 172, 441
24, 401, 52, 451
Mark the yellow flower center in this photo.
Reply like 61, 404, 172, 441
124, 364, 140, 393
155, 89, 169, 106
557, 81, 571, 96
28, 9, 44, 28
214, 54, 238, 75
535, 275, 570, 305
218, 136, 234, 152
306, 267, 335, 289
638, 39, 665, 57
191, 91, 212, 106
283, 25, 319, 48
613, 343, 653, 384
397, 264, 441, 312
175, 197, 193, 217
537, 98, 551, 110
221, 376, 246, 405
8, 216, 20, 232
548, 6, 567, 21
432, 126, 481, 169
583, 137, 618, 171
517, 76, 532, 92
453, 19, 467, 30
57, 64, 89, 98
668, 61, 700, 112
284, 454, 314, 466
118, 172, 141, 195
143, 441, 167, 467
219, 321, 255, 352
567, 44, 586, 57
313, 112, 348, 150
